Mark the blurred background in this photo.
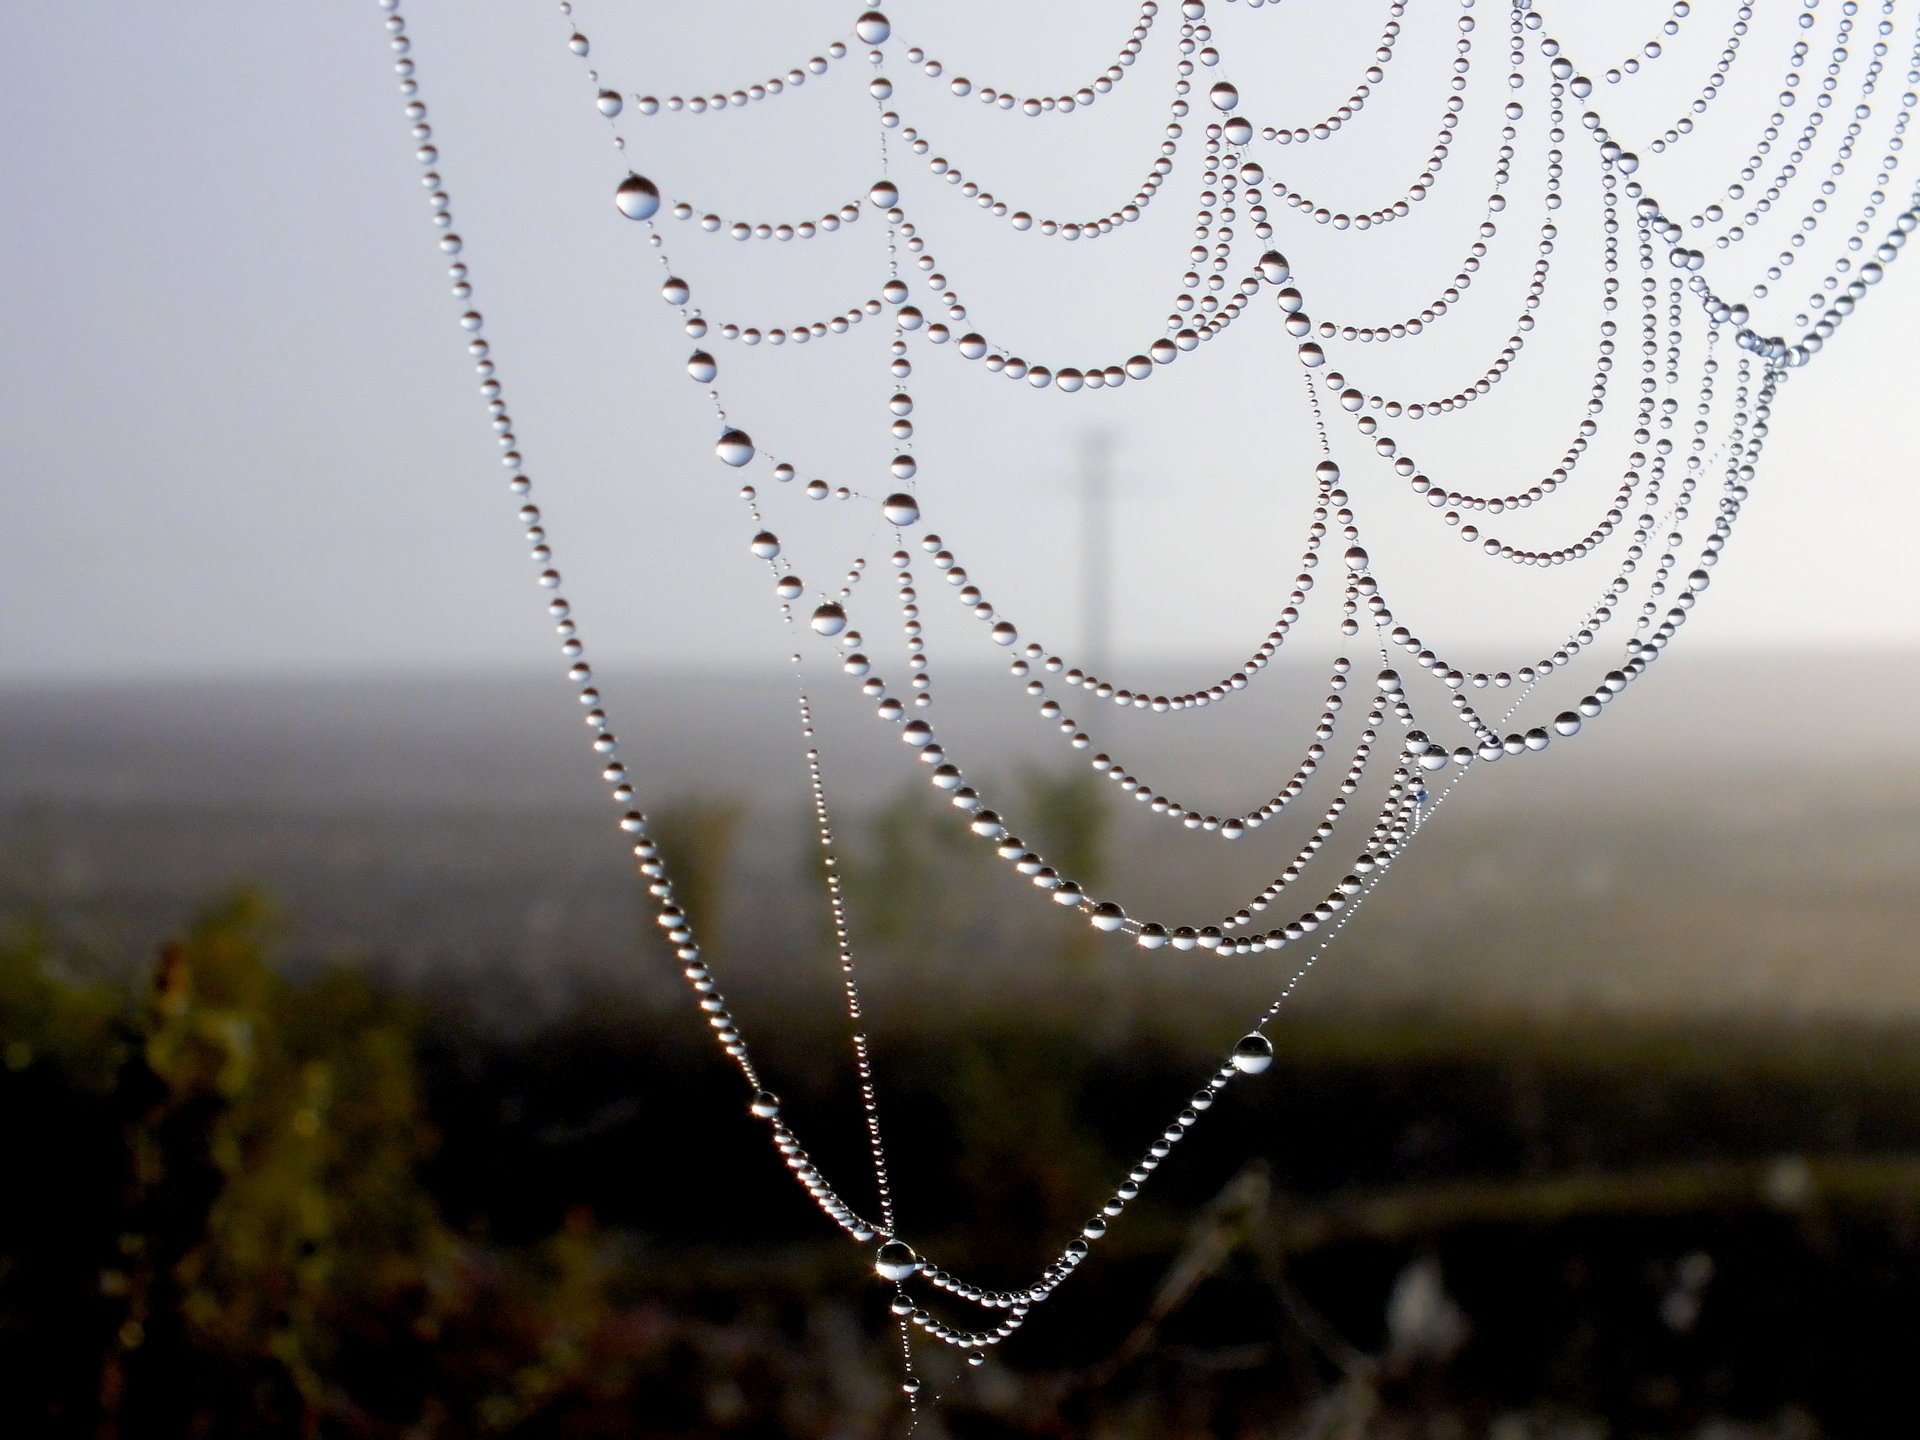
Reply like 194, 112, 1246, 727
4, 2, 1920, 1436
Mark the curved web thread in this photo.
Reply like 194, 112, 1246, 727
372, 0, 1915, 1414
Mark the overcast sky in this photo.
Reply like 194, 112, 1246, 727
4, 1, 1917, 685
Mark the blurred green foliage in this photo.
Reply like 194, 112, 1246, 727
1, 890, 844, 1437
648, 794, 744, 952
846, 767, 1109, 971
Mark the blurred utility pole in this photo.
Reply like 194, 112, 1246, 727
1081, 430, 1114, 675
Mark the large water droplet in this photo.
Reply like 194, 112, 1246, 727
811, 602, 848, 636
1344, 545, 1370, 572
875, 1238, 918, 1281
715, 429, 755, 466
1259, 250, 1291, 284
749, 1090, 781, 1118
1209, 80, 1240, 111
882, 493, 920, 526
615, 173, 660, 221
1553, 712, 1582, 736
687, 351, 717, 382
870, 179, 899, 209
596, 89, 623, 117
750, 531, 780, 559
1231, 1033, 1274, 1074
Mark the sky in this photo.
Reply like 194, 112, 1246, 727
4, 0, 1918, 685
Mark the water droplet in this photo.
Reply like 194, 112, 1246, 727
1231, 1033, 1274, 1074
568, 32, 590, 56
1344, 545, 1370, 572
615, 173, 660, 220
1089, 901, 1126, 932
811, 602, 848, 636
1554, 712, 1582, 736
876, 1239, 918, 1280
715, 429, 755, 466
750, 531, 780, 559
882, 493, 920, 526
1258, 251, 1291, 284
749, 1090, 781, 1118
687, 351, 717, 382
596, 89, 623, 117
775, 575, 805, 600
870, 179, 899, 209
855, 9, 891, 44
901, 719, 935, 747
1298, 341, 1327, 367
661, 276, 690, 306
1209, 80, 1240, 112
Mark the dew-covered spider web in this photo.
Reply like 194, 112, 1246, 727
372, 0, 1917, 1417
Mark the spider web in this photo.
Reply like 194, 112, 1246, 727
372, 0, 1919, 1415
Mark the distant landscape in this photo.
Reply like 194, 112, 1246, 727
4, 651, 1919, 1435
6, 650, 1917, 1026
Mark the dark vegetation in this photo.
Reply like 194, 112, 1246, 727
4, 779, 1920, 1437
